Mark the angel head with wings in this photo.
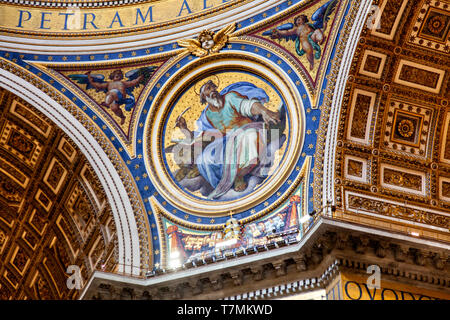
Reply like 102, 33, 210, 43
198, 30, 215, 50
177, 23, 236, 57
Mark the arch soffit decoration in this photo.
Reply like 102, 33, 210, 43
328, 0, 450, 240
0, 87, 118, 299
0, 68, 144, 276
0, 0, 376, 276
320, 0, 375, 209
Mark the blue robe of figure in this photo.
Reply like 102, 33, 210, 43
194, 82, 270, 199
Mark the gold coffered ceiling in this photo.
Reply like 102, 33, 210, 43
334, 0, 450, 238
0, 88, 117, 299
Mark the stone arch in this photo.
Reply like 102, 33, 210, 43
0, 68, 142, 278
320, 1, 374, 209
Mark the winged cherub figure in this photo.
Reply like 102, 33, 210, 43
198, 30, 215, 50
69, 67, 156, 125
177, 23, 236, 57
87, 70, 143, 124
263, 0, 338, 70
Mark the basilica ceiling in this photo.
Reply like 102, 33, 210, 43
0, 88, 117, 299
332, 0, 450, 240
0, 0, 448, 300
0, 0, 354, 280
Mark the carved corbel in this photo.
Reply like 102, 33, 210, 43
414, 250, 427, 266
394, 244, 409, 262
272, 260, 287, 277
336, 233, 349, 250
319, 233, 337, 253
97, 283, 120, 300
177, 23, 236, 57
210, 276, 224, 291
432, 252, 447, 270
119, 287, 134, 300
311, 247, 323, 265
375, 241, 390, 258
354, 236, 370, 254
230, 271, 243, 286
293, 253, 307, 272
110, 287, 122, 300
97, 283, 111, 297
250, 266, 264, 281
189, 279, 204, 295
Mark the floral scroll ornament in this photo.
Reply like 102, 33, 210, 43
177, 23, 236, 57
348, 195, 450, 229
397, 119, 414, 138
427, 14, 447, 35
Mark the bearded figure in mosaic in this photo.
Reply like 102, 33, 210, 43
167, 79, 286, 200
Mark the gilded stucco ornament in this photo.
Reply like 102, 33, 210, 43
397, 119, 415, 138
177, 23, 236, 57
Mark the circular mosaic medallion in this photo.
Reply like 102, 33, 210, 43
146, 55, 304, 216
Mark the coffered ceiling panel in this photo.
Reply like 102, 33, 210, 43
334, 0, 450, 238
0, 88, 118, 299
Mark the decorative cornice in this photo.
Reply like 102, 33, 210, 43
223, 260, 339, 300
81, 218, 450, 300
2, 0, 152, 8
